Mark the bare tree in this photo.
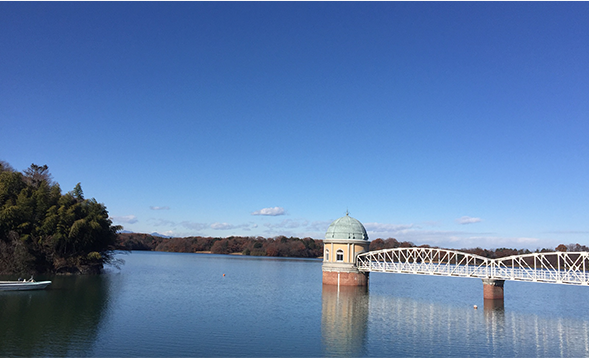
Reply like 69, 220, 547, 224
23, 163, 53, 187
0, 160, 15, 173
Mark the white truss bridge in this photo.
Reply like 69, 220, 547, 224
356, 248, 589, 285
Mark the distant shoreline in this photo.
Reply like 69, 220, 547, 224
195, 251, 243, 255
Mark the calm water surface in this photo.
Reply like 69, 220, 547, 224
1, 251, 589, 357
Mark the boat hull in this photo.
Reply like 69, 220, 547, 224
0, 281, 51, 291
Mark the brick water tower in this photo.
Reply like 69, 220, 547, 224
322, 212, 371, 286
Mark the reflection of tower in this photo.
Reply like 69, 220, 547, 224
321, 285, 369, 356
322, 213, 370, 286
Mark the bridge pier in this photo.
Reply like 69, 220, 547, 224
482, 279, 505, 300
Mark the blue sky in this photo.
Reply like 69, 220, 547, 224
2, 2, 588, 250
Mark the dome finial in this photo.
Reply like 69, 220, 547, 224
346, 209, 349, 216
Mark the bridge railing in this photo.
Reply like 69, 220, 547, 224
356, 248, 589, 285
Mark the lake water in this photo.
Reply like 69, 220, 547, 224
1, 251, 589, 357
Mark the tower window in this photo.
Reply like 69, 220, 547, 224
336, 249, 344, 262
325, 249, 330, 262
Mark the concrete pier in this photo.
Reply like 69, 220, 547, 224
482, 279, 505, 300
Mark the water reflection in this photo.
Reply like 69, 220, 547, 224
365, 289, 589, 357
483, 299, 504, 312
321, 285, 369, 357
499, 310, 589, 357
0, 275, 110, 357
483, 300, 505, 330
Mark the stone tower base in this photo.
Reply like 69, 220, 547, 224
323, 271, 369, 286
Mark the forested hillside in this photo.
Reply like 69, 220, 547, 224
0, 161, 121, 274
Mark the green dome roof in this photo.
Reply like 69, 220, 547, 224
325, 213, 369, 241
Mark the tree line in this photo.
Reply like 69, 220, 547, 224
116, 233, 323, 258
0, 161, 120, 274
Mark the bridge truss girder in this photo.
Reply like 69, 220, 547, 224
356, 248, 589, 286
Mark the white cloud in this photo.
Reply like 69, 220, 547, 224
211, 222, 232, 230
364, 222, 415, 235
456, 216, 482, 225
252, 206, 286, 216
150, 206, 170, 210
180, 221, 208, 231
149, 218, 176, 227
110, 215, 138, 224
308, 221, 332, 231
211, 222, 250, 230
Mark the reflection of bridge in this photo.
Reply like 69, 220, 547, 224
356, 248, 589, 299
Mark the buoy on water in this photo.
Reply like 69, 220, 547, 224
223, 273, 225, 277
473, 305, 478, 310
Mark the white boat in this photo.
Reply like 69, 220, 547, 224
0, 278, 51, 291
